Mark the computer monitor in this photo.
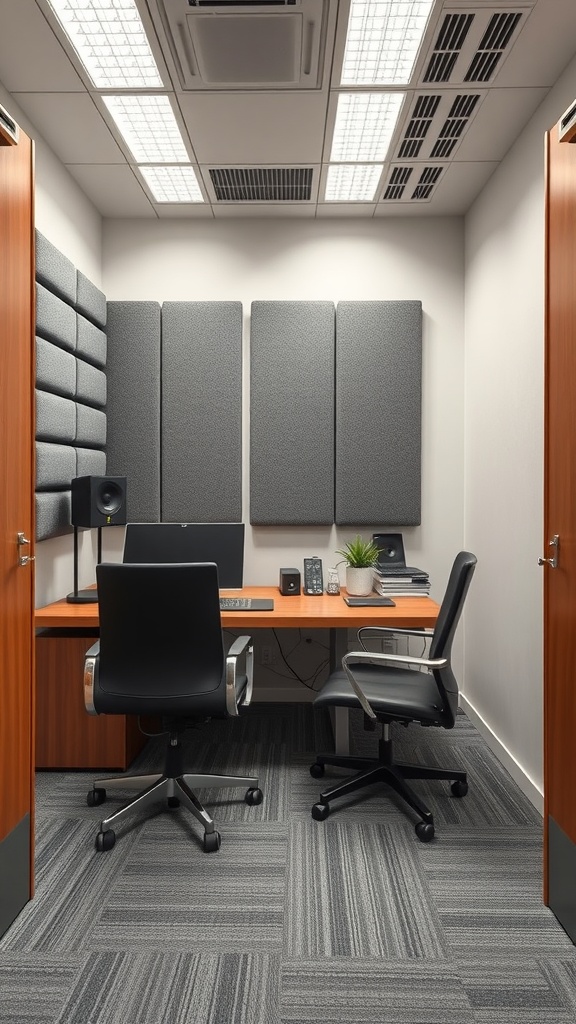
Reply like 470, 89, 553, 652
122, 522, 245, 589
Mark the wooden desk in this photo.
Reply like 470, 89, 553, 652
35, 588, 439, 766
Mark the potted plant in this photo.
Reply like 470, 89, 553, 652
336, 535, 379, 596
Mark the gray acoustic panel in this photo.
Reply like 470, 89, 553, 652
250, 300, 335, 525
35, 231, 76, 305
162, 302, 242, 523
76, 358, 106, 409
75, 404, 106, 449
76, 314, 107, 369
76, 270, 106, 329
36, 442, 76, 490
36, 283, 76, 352
35, 337, 76, 398
36, 390, 76, 444
76, 447, 106, 478
35, 491, 72, 541
106, 301, 161, 522
335, 301, 422, 525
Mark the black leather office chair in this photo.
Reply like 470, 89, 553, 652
84, 561, 262, 853
310, 551, 477, 841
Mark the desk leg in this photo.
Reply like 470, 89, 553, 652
329, 627, 350, 754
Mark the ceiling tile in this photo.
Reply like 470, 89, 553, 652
178, 92, 328, 164
12, 92, 125, 164
0, 0, 84, 92
66, 165, 156, 218
453, 88, 549, 162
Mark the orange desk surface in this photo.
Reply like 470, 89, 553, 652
35, 586, 439, 631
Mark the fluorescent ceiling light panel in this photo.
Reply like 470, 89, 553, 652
325, 164, 383, 202
331, 92, 404, 161
46, 0, 163, 88
140, 166, 204, 203
341, 0, 434, 85
102, 95, 189, 162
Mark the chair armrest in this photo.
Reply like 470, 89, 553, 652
225, 635, 254, 716
341, 649, 447, 720
84, 641, 100, 716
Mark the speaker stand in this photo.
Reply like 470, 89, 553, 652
66, 526, 102, 604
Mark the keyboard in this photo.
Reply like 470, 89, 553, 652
219, 597, 274, 611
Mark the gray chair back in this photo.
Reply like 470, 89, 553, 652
429, 550, 477, 724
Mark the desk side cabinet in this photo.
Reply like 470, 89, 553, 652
36, 631, 146, 770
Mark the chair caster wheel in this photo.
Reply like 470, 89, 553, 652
451, 780, 468, 797
87, 787, 106, 807
310, 762, 325, 778
245, 787, 263, 806
95, 829, 115, 852
167, 797, 180, 808
415, 821, 435, 843
204, 830, 221, 853
312, 802, 330, 821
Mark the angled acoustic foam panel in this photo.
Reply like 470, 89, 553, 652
335, 301, 422, 526
250, 301, 335, 525
106, 302, 161, 523
161, 302, 243, 523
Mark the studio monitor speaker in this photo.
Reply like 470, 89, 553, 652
279, 567, 301, 596
71, 475, 127, 528
372, 532, 406, 567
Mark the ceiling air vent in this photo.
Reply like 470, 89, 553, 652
430, 93, 480, 158
209, 167, 313, 201
0, 102, 19, 145
383, 167, 413, 201
158, 0, 326, 90
423, 13, 474, 83
412, 166, 443, 200
398, 95, 441, 159
464, 12, 522, 82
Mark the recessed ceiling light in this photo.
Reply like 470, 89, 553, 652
341, 0, 435, 85
325, 164, 383, 202
139, 166, 204, 204
330, 92, 405, 162
45, 0, 163, 88
102, 95, 189, 163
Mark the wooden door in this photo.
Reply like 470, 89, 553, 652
0, 113, 35, 937
543, 123, 576, 942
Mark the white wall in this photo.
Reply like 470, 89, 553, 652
102, 216, 466, 614
0, 82, 104, 607
463, 53, 576, 809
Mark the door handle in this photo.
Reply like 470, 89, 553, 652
17, 531, 35, 567
538, 534, 559, 569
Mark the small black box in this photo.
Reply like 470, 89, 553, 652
279, 567, 301, 596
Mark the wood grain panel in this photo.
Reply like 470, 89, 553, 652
0, 126, 35, 902
543, 127, 576, 898
36, 635, 146, 770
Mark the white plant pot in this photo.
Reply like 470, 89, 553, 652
345, 566, 374, 597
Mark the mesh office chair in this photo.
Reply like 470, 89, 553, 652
310, 551, 477, 841
84, 561, 262, 853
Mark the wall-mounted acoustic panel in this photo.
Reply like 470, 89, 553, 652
36, 283, 76, 351
162, 302, 243, 523
36, 491, 72, 542
76, 271, 106, 329
35, 390, 76, 444
335, 301, 422, 526
35, 337, 76, 398
76, 359, 106, 409
75, 404, 106, 450
36, 442, 76, 491
250, 300, 335, 524
35, 230, 76, 305
76, 314, 107, 369
106, 302, 161, 523
76, 447, 106, 479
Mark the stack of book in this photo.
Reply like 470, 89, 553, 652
373, 564, 430, 597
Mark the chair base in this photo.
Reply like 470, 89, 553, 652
311, 737, 467, 840
88, 732, 260, 851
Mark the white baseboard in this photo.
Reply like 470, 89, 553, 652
459, 693, 543, 815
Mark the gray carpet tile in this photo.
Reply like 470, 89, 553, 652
279, 958, 473, 1023
285, 821, 447, 959
54, 952, 280, 1024
0, 954, 81, 1024
2, 704, 575, 1024
88, 821, 287, 953
419, 828, 576, 955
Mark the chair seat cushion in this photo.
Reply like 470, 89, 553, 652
313, 664, 446, 723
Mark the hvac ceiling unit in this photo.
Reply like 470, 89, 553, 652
156, 0, 329, 90
417, 3, 531, 86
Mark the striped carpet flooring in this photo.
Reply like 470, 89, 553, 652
1, 704, 575, 1023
